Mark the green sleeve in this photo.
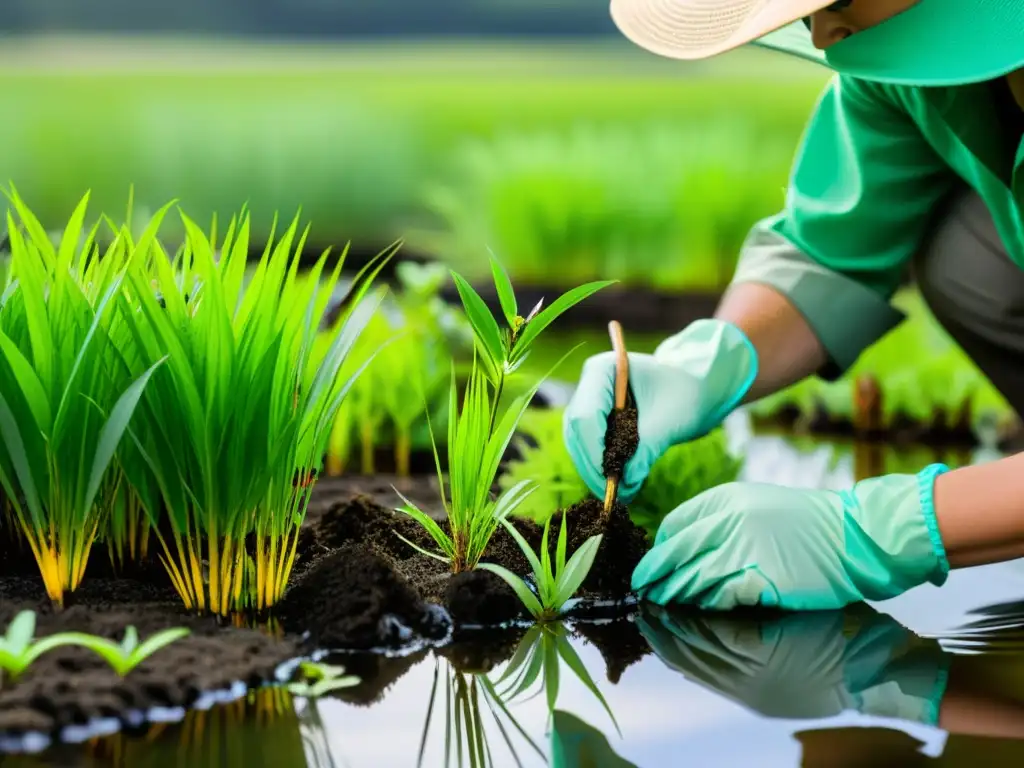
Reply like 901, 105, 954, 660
730, 75, 958, 378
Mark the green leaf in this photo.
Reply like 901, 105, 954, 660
553, 534, 602, 609
476, 563, 544, 619
488, 255, 517, 329
510, 280, 616, 363
450, 271, 504, 380
5, 611, 36, 656
130, 627, 190, 666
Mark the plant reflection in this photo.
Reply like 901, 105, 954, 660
417, 621, 633, 767
637, 601, 1024, 764
75, 686, 324, 768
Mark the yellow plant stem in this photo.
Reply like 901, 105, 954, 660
395, 431, 411, 478
18, 516, 99, 608
361, 420, 375, 474
255, 525, 301, 612
154, 509, 247, 616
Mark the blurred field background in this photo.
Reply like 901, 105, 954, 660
0, 2, 1013, 439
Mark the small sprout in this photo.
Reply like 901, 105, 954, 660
478, 512, 602, 622
0, 611, 84, 683
52, 625, 191, 677
287, 661, 359, 699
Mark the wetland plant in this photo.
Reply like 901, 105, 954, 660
0, 191, 166, 606
396, 257, 613, 572
118, 210, 393, 616
478, 513, 602, 622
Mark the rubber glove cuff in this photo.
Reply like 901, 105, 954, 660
915, 462, 952, 586
652, 318, 759, 440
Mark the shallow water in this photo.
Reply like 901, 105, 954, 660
10, 424, 1024, 767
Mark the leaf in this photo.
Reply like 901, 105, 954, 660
450, 271, 504, 381
553, 534, 602, 609
488, 254, 517, 328
130, 627, 190, 666
0, 330, 52, 432
83, 358, 166, 519
477, 563, 544, 619
5, 611, 36, 656
554, 631, 621, 735
510, 280, 615, 363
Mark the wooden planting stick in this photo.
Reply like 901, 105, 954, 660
603, 320, 629, 516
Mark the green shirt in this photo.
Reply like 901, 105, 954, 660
731, 74, 1024, 377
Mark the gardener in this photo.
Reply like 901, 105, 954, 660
563, 0, 1024, 611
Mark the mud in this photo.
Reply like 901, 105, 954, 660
602, 405, 640, 482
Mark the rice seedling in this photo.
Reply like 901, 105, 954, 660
395, 257, 613, 572
0, 189, 167, 606
478, 514, 602, 622
0, 610, 81, 684
116, 209, 393, 616
321, 261, 469, 477
48, 625, 191, 677
499, 406, 743, 537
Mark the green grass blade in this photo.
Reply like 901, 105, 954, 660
477, 563, 543, 619
510, 280, 615, 363
488, 255, 517, 328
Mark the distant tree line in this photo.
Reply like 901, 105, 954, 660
1, 0, 619, 36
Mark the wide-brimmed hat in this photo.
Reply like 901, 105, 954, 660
609, 0, 1024, 86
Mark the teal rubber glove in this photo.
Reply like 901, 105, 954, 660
633, 464, 951, 611
562, 318, 757, 503
636, 605, 950, 726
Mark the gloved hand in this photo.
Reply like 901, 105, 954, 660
562, 318, 757, 503
635, 605, 950, 725
632, 464, 951, 611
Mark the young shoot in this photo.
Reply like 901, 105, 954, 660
0, 611, 81, 684
478, 514, 602, 622
396, 258, 613, 573
52, 625, 191, 677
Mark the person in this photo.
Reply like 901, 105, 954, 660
562, 0, 1024, 611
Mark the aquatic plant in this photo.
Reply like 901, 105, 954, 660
0, 191, 165, 606
478, 514, 601, 622
396, 257, 613, 572
117, 210, 393, 616
499, 406, 743, 537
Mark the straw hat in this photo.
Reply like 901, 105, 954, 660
609, 0, 1024, 86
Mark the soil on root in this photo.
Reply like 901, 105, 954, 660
602, 405, 639, 482
0, 577, 298, 740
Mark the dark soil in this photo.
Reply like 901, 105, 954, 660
276, 544, 450, 650
0, 576, 299, 740
602, 405, 639, 482
440, 281, 723, 334
573, 619, 652, 685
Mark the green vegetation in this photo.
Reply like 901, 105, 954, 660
0, 41, 827, 290
499, 407, 743, 537
478, 515, 602, 622
0, 191, 387, 615
322, 262, 472, 477
0, 610, 189, 683
396, 259, 612, 572
0, 190, 164, 605
747, 291, 1015, 438
418, 121, 793, 290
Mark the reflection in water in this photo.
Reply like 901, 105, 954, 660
638, 602, 1024, 765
